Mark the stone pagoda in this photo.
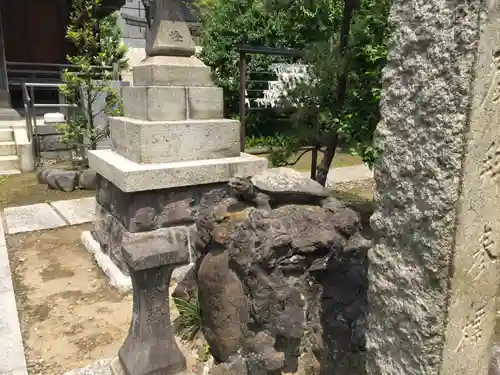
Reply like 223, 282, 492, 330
84, 0, 267, 291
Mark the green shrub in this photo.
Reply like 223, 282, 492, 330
194, 0, 390, 184
173, 293, 203, 343
58, 0, 128, 162
194, 0, 339, 117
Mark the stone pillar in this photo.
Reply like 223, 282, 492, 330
0, 7, 20, 120
110, 229, 190, 375
368, 1, 500, 375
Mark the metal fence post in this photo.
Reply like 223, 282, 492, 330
112, 62, 119, 80
239, 51, 247, 153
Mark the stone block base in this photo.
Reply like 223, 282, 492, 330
123, 86, 186, 121
88, 174, 234, 287
84, 218, 198, 292
86, 147, 266, 289
95, 175, 232, 234
88, 149, 267, 192
91, 201, 197, 268
122, 86, 223, 121
109, 117, 240, 164
133, 56, 214, 87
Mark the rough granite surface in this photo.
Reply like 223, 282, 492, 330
367, 0, 500, 375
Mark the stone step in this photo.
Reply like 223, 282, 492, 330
0, 120, 25, 128
0, 155, 19, 171
0, 169, 21, 176
0, 128, 13, 142
0, 141, 16, 156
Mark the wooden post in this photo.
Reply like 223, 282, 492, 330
310, 147, 318, 180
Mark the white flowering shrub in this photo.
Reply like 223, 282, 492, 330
255, 63, 311, 108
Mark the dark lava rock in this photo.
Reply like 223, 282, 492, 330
175, 172, 371, 375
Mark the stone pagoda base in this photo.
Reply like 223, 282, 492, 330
83, 149, 267, 292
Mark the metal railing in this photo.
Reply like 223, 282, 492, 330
21, 82, 79, 165
238, 45, 324, 179
7, 61, 120, 82
13, 62, 121, 165
8, 61, 120, 109
238, 45, 304, 152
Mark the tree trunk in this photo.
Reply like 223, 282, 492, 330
314, 0, 359, 186
315, 132, 339, 185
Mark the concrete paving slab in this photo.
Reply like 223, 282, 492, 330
0, 169, 21, 176
326, 164, 373, 184
0, 212, 5, 248
297, 164, 373, 185
0, 290, 27, 373
63, 359, 113, 375
3, 203, 67, 234
0, 214, 28, 375
51, 197, 96, 225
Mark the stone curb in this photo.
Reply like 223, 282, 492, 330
0, 212, 28, 375
81, 231, 132, 293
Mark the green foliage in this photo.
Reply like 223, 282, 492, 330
273, 0, 390, 168
194, 0, 341, 116
65, 0, 128, 70
195, 0, 391, 178
337, 0, 390, 165
245, 135, 295, 150
199, 344, 212, 362
173, 294, 203, 343
58, 0, 128, 157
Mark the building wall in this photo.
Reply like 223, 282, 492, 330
119, 0, 148, 49
118, 0, 147, 83
117, 0, 200, 84
2, 0, 68, 64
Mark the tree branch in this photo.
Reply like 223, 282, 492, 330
279, 148, 311, 167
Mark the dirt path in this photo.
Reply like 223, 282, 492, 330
7, 224, 205, 375
7, 225, 132, 374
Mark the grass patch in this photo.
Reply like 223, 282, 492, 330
0, 172, 94, 209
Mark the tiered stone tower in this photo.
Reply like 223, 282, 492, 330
86, 0, 267, 289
